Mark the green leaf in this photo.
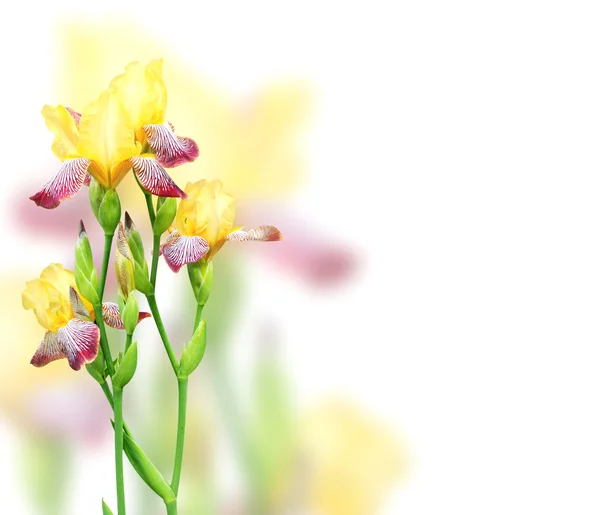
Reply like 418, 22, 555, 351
179, 319, 207, 379
85, 346, 105, 384
102, 499, 114, 515
117, 426, 176, 503
153, 197, 177, 235
112, 341, 138, 389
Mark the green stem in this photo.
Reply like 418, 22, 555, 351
171, 378, 188, 495
125, 333, 133, 352
100, 381, 114, 409
94, 303, 115, 377
114, 387, 126, 515
151, 234, 160, 287
165, 500, 177, 515
99, 233, 114, 299
143, 191, 156, 225
146, 294, 179, 375
193, 303, 204, 332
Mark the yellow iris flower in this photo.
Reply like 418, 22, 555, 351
30, 60, 198, 209
159, 179, 282, 272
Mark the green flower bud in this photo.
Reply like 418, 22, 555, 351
115, 223, 135, 299
90, 179, 121, 235
102, 500, 114, 515
179, 319, 207, 379
133, 266, 154, 296
74, 221, 100, 304
112, 341, 138, 389
124, 212, 146, 267
122, 294, 140, 335
187, 260, 213, 305
85, 345, 105, 384
153, 197, 177, 235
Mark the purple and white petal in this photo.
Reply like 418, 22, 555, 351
130, 156, 188, 198
160, 231, 209, 273
31, 331, 67, 368
143, 123, 199, 168
226, 225, 283, 242
30, 158, 91, 209
102, 302, 151, 330
57, 318, 100, 371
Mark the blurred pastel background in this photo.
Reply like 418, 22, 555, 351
3, 1, 600, 514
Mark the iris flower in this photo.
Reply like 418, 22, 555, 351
30, 60, 198, 209
159, 179, 282, 272
22, 264, 148, 370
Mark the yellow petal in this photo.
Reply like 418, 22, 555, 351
77, 89, 139, 184
110, 59, 167, 130
42, 104, 80, 161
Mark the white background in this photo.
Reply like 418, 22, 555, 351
2, 1, 600, 513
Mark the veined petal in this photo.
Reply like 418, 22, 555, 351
77, 89, 139, 178
57, 318, 100, 371
30, 331, 67, 367
130, 156, 187, 198
226, 225, 283, 242
102, 302, 151, 330
143, 124, 199, 167
160, 231, 209, 273
42, 105, 80, 161
69, 286, 92, 321
30, 158, 91, 209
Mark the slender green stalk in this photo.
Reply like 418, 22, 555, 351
143, 191, 156, 225
99, 233, 114, 299
114, 387, 126, 515
94, 304, 115, 377
146, 294, 179, 374
125, 333, 133, 352
150, 234, 161, 287
193, 303, 204, 332
165, 500, 177, 515
100, 381, 114, 409
171, 378, 188, 495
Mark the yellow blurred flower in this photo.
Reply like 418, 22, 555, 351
160, 179, 282, 272
301, 401, 405, 515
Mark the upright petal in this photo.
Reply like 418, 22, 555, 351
42, 105, 80, 161
30, 331, 67, 367
66, 107, 81, 126
130, 156, 187, 198
77, 89, 139, 184
30, 158, 91, 209
57, 318, 100, 371
143, 123, 199, 167
160, 230, 209, 273
110, 59, 167, 129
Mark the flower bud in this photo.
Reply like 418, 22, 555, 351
187, 260, 213, 305
115, 223, 135, 299
112, 341, 138, 389
90, 180, 122, 235
74, 221, 100, 304
85, 345, 106, 384
153, 197, 177, 236
122, 293, 140, 335
179, 319, 207, 379
124, 212, 153, 295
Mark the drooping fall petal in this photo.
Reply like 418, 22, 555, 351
30, 158, 91, 209
130, 156, 187, 198
30, 331, 67, 367
143, 123, 199, 167
160, 231, 210, 273
57, 318, 100, 371
102, 302, 151, 330
226, 225, 283, 242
